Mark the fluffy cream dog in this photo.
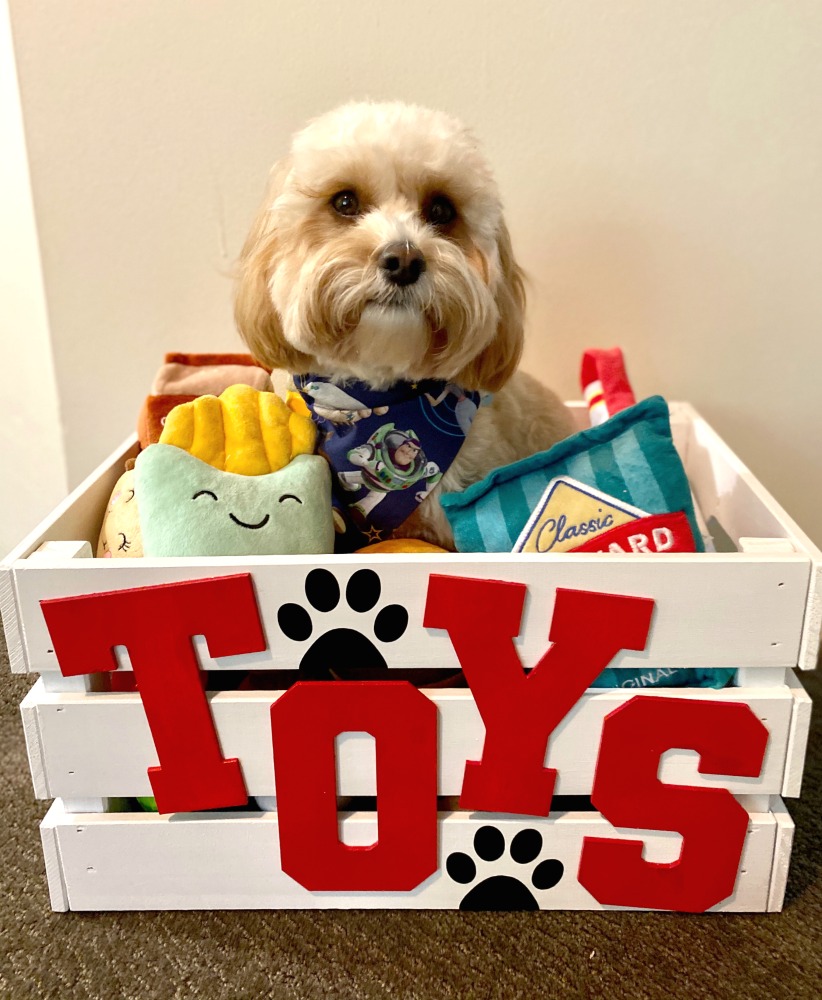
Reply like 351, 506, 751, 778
235, 101, 573, 548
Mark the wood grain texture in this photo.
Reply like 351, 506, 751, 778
43, 800, 779, 913
24, 681, 795, 800
10, 552, 811, 676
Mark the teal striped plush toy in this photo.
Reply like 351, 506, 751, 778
441, 395, 703, 554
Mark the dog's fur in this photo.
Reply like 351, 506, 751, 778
235, 101, 573, 548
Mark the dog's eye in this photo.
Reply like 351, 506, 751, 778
331, 190, 360, 217
425, 195, 457, 228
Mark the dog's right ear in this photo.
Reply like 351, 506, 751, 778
456, 219, 525, 393
234, 158, 313, 372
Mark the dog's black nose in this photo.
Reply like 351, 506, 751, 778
379, 242, 426, 287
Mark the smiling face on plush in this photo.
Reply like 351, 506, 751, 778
135, 447, 333, 557
234, 101, 525, 391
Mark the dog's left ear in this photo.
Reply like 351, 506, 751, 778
234, 157, 314, 373
456, 220, 525, 392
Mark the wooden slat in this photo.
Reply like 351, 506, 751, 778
11, 550, 811, 676
27, 681, 794, 799
6, 541, 94, 678
783, 672, 813, 797
735, 667, 789, 688
39, 803, 69, 912
20, 685, 49, 798
26, 541, 93, 562
767, 798, 795, 912
44, 802, 777, 913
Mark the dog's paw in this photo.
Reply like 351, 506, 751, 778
446, 825, 564, 911
277, 568, 408, 679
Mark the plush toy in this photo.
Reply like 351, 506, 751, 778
96, 465, 143, 558
590, 666, 735, 690
134, 385, 334, 557
136, 447, 333, 557
159, 383, 315, 473
357, 538, 448, 554
137, 394, 198, 449
137, 352, 273, 447
580, 347, 636, 426
151, 352, 272, 396
442, 396, 703, 554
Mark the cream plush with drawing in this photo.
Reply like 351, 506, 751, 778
96, 467, 143, 559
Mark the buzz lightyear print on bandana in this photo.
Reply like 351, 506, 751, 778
295, 375, 483, 549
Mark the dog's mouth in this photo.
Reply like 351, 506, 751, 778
366, 279, 426, 310
365, 297, 417, 311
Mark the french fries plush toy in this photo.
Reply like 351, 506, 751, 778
133, 385, 334, 557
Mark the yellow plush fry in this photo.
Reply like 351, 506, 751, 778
258, 390, 293, 475
286, 391, 316, 459
221, 384, 273, 475
160, 385, 316, 474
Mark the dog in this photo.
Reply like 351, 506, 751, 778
234, 101, 574, 549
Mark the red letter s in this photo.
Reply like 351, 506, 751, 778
578, 696, 769, 912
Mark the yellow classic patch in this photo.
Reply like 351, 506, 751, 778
513, 476, 648, 554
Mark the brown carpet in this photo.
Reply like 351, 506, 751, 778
1, 624, 819, 1000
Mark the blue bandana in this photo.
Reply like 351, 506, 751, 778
294, 375, 483, 550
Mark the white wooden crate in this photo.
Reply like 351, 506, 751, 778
2, 402, 819, 913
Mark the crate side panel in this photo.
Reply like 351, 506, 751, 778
797, 562, 822, 671
686, 415, 790, 544
14, 554, 809, 676
40, 803, 70, 912
31, 686, 793, 799
0, 563, 26, 673
767, 798, 795, 912
20, 683, 50, 798
50, 808, 775, 912
782, 672, 813, 798
2, 437, 139, 564
684, 408, 822, 670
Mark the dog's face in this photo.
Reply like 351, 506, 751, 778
235, 102, 524, 390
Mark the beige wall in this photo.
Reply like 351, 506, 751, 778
0, 0, 66, 556
5, 0, 822, 547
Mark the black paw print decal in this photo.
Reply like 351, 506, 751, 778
278, 568, 408, 680
446, 825, 564, 911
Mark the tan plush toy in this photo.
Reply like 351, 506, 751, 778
97, 465, 143, 558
